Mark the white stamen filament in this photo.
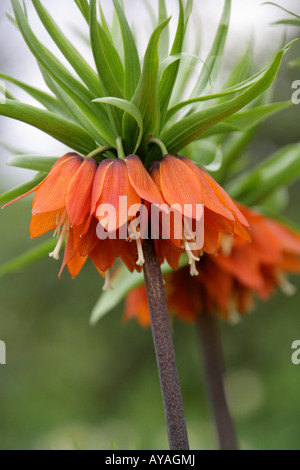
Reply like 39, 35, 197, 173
103, 268, 113, 291
49, 224, 68, 260
136, 237, 145, 267
277, 272, 296, 296
50, 211, 69, 260
189, 259, 199, 277
221, 234, 234, 256
184, 241, 199, 276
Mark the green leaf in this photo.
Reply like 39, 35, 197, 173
273, 19, 300, 26
200, 101, 291, 137
112, 0, 141, 100
0, 99, 96, 154
74, 0, 90, 23
263, 2, 300, 18
158, 0, 169, 60
166, 63, 271, 120
158, 0, 185, 127
90, 0, 125, 98
187, 0, 231, 106
124, 18, 171, 154
0, 239, 56, 277
0, 172, 46, 205
93, 98, 143, 153
228, 143, 300, 205
98, 2, 113, 40
289, 58, 300, 68
90, 256, 188, 325
32, 0, 103, 98
160, 41, 296, 155
11, 0, 115, 146
7, 155, 59, 172
0, 73, 64, 115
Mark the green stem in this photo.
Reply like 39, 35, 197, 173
116, 136, 126, 160
86, 145, 115, 160
149, 137, 169, 157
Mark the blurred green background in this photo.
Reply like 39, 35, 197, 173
0, 0, 300, 450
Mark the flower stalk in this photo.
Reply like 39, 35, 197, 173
143, 238, 189, 450
197, 314, 238, 450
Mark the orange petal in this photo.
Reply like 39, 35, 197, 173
29, 210, 63, 238
159, 155, 202, 219
203, 226, 221, 254
96, 159, 141, 231
202, 170, 250, 229
123, 286, 151, 328
213, 244, 265, 290
264, 219, 300, 255
89, 239, 118, 272
75, 217, 99, 256
33, 154, 83, 215
66, 158, 97, 226
67, 253, 88, 278
180, 157, 234, 222
125, 154, 165, 205
90, 159, 114, 215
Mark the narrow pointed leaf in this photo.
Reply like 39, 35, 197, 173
0, 239, 56, 277
158, 0, 169, 60
0, 172, 47, 205
74, 0, 90, 23
0, 73, 64, 114
159, 0, 185, 126
90, 0, 125, 97
228, 144, 300, 205
160, 41, 295, 155
188, 0, 231, 101
93, 98, 143, 153
11, 0, 115, 145
32, 0, 103, 97
112, 0, 141, 100
123, 18, 171, 153
7, 155, 59, 172
0, 99, 96, 154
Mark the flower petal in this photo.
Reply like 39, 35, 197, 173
159, 155, 202, 219
96, 159, 141, 231
29, 210, 63, 238
125, 154, 165, 205
33, 154, 82, 215
66, 158, 97, 226
179, 157, 234, 222
90, 159, 114, 215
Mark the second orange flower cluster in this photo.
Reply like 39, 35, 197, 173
5, 152, 251, 288
125, 204, 300, 326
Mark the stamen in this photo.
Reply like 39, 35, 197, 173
49, 221, 68, 260
277, 272, 296, 296
103, 268, 113, 291
184, 240, 200, 263
136, 237, 145, 267
189, 259, 199, 277
221, 234, 234, 256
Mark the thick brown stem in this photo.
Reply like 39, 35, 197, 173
143, 239, 189, 450
197, 314, 238, 450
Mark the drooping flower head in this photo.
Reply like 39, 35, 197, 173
3, 153, 98, 277
124, 205, 300, 326
149, 155, 250, 276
